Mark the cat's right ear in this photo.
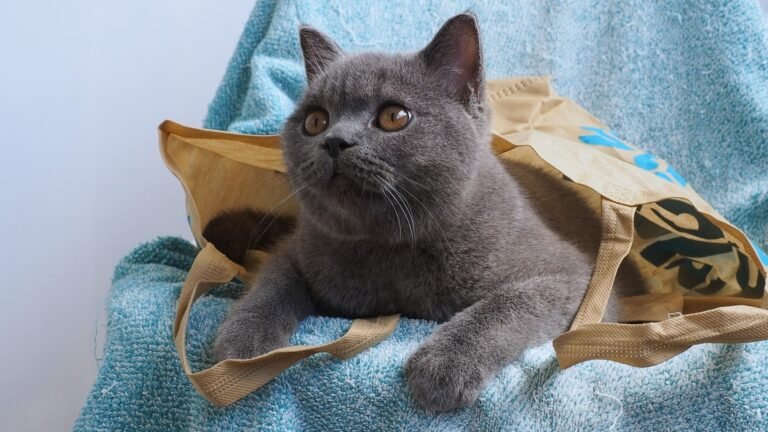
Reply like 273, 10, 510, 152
418, 13, 484, 106
299, 26, 343, 83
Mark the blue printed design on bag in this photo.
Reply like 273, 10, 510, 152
579, 126, 687, 186
633, 153, 659, 170
752, 241, 768, 267
578, 127, 634, 150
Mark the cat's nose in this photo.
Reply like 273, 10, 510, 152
321, 137, 355, 158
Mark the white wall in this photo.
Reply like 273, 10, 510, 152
0, 1, 254, 430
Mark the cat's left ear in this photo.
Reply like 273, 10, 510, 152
418, 13, 484, 106
299, 26, 344, 84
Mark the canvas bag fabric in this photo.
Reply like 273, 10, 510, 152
160, 76, 768, 407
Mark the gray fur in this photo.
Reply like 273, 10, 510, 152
213, 13, 643, 412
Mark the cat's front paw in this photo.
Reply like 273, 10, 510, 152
213, 315, 287, 361
405, 340, 486, 412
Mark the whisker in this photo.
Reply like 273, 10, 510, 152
391, 173, 461, 262
387, 169, 430, 190
378, 175, 417, 250
397, 188, 418, 254
373, 176, 403, 242
356, 154, 430, 191
246, 184, 307, 249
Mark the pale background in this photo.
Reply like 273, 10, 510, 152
0, 1, 253, 430
0, 1, 766, 430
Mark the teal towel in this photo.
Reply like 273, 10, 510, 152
77, 1, 768, 430
76, 237, 768, 431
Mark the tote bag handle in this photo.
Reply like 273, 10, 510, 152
554, 199, 768, 368
173, 243, 400, 406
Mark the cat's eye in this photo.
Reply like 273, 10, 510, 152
303, 109, 329, 136
376, 104, 411, 132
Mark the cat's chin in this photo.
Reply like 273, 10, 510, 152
328, 171, 352, 187
309, 175, 396, 221
322, 171, 379, 197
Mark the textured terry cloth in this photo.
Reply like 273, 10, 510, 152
205, 0, 768, 250
75, 237, 768, 431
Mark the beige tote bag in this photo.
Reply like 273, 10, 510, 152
160, 76, 768, 406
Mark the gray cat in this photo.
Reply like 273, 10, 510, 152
212, 13, 641, 412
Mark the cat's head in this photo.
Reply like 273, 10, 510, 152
281, 13, 490, 241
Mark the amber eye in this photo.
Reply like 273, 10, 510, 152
376, 104, 411, 132
303, 109, 329, 136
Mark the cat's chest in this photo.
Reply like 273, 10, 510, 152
296, 238, 480, 320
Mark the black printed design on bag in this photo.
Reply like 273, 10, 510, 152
635, 199, 765, 298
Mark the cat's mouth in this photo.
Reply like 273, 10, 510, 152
312, 154, 396, 201
320, 159, 377, 193
327, 169, 368, 193
328, 170, 346, 184
326, 173, 396, 207
311, 161, 417, 219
